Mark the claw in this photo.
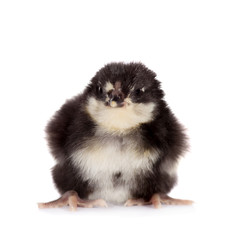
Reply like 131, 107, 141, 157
37, 203, 45, 209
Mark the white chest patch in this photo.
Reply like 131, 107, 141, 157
71, 131, 159, 204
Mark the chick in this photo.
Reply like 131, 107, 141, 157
38, 62, 193, 210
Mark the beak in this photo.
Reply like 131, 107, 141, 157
108, 81, 125, 108
109, 92, 125, 107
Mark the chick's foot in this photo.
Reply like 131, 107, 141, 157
124, 193, 193, 209
38, 190, 108, 211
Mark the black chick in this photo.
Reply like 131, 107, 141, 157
38, 62, 193, 210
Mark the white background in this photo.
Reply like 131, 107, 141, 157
0, 0, 240, 239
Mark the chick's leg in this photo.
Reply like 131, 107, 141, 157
124, 194, 193, 209
38, 190, 107, 211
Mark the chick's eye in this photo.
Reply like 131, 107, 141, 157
135, 87, 145, 96
135, 89, 141, 95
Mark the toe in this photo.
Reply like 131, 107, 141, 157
68, 196, 78, 211
124, 200, 132, 207
150, 194, 162, 209
37, 203, 45, 209
124, 199, 149, 207
159, 194, 194, 205
93, 199, 108, 208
